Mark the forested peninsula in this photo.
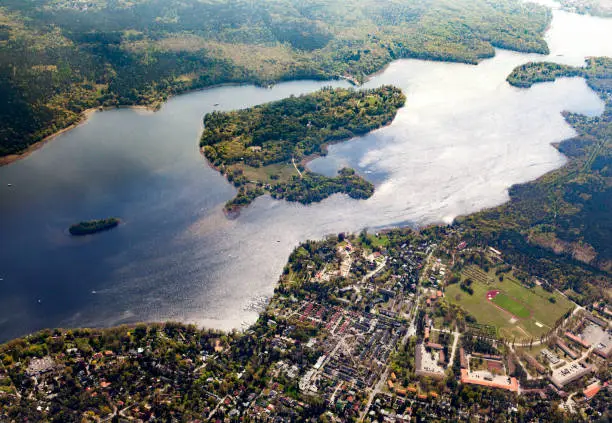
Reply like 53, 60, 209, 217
0, 0, 551, 160
201, 86, 405, 213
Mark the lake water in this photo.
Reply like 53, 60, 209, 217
0, 6, 611, 342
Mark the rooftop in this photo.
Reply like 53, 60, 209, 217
460, 369, 519, 392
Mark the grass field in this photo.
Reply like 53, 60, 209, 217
445, 266, 574, 341
492, 293, 530, 319
236, 163, 299, 184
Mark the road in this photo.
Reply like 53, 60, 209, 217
360, 361, 392, 423
511, 303, 583, 348
359, 256, 427, 421
362, 258, 387, 283
359, 245, 439, 421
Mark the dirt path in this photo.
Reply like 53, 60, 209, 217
292, 157, 303, 178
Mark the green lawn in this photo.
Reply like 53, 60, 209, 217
492, 293, 530, 318
237, 163, 299, 184
368, 234, 391, 249
445, 266, 575, 341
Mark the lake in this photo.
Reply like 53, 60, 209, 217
0, 6, 610, 342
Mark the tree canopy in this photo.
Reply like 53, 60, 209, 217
0, 0, 551, 157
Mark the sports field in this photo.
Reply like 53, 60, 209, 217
445, 266, 574, 341
491, 292, 530, 319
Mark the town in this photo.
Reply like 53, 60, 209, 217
1, 227, 610, 422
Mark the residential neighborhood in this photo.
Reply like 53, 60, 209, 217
1, 228, 610, 421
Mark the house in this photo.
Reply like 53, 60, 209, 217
565, 332, 590, 349
522, 353, 546, 374
26, 356, 56, 377
438, 350, 446, 365
583, 382, 601, 400
459, 348, 468, 369
426, 342, 443, 351
585, 313, 608, 328
556, 340, 579, 360
594, 343, 612, 359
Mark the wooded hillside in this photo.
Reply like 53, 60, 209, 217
0, 0, 551, 157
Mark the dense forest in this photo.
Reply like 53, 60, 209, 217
0, 0, 551, 158
459, 57, 612, 301
201, 86, 404, 212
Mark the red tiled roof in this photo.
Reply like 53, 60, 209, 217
565, 332, 590, 348
584, 382, 601, 400
426, 342, 444, 350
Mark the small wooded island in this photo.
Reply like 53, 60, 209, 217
506, 57, 611, 88
200, 85, 406, 214
69, 218, 120, 236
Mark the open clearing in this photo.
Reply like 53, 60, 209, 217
445, 266, 574, 341
234, 163, 299, 184
492, 293, 530, 319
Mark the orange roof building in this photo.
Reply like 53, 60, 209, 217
460, 369, 519, 393
565, 332, 590, 349
583, 382, 601, 400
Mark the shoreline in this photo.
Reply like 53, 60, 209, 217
0, 105, 156, 167
0, 79, 319, 168
0, 32, 550, 169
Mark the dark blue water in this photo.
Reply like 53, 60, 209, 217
0, 81, 350, 341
